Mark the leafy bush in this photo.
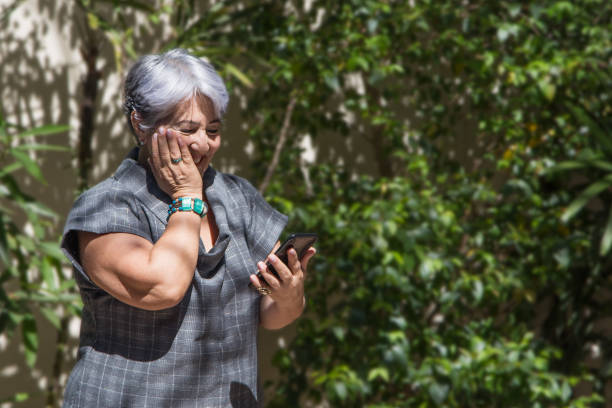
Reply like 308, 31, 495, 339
242, 0, 612, 406
264, 160, 602, 407
0, 107, 80, 405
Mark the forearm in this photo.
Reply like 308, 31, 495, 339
142, 210, 201, 306
260, 295, 305, 330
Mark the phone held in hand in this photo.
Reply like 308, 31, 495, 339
255, 233, 318, 285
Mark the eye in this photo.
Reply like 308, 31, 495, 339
179, 128, 198, 134
206, 128, 219, 137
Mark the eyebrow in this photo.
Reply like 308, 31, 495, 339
174, 119, 221, 126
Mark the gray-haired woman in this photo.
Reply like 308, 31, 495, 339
61, 48, 315, 407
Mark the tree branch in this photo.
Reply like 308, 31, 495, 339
258, 95, 297, 193
77, 24, 101, 192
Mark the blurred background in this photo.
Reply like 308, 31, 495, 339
0, 0, 610, 407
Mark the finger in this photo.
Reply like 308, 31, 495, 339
258, 261, 281, 289
249, 273, 264, 288
300, 247, 317, 274
176, 132, 195, 165
157, 127, 170, 162
287, 248, 301, 276
166, 129, 182, 163
150, 132, 161, 170
267, 254, 292, 283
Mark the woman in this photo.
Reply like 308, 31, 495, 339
61, 48, 315, 407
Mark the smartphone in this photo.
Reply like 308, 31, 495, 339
255, 233, 318, 285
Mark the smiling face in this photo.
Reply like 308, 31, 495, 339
165, 94, 221, 175
132, 93, 222, 176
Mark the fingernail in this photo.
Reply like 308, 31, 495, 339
268, 254, 278, 263
153, 133, 158, 140
258, 261, 266, 269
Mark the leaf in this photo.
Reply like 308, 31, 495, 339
224, 63, 253, 88
538, 79, 556, 101
367, 367, 390, 382
21, 316, 38, 367
39, 241, 64, 260
600, 205, 612, 256
0, 161, 23, 178
115, 0, 155, 13
565, 102, 612, 157
558, 381, 571, 402
591, 160, 612, 172
87, 12, 100, 29
9, 149, 45, 184
15, 393, 29, 402
0, 220, 9, 266
14, 124, 69, 138
0, 392, 29, 404
428, 383, 449, 404
332, 326, 345, 341
13, 143, 70, 152
40, 257, 57, 290
561, 177, 612, 223
547, 160, 590, 173
473, 279, 484, 302
334, 382, 347, 401
40, 307, 61, 330
20, 201, 57, 219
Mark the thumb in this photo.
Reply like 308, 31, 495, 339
300, 247, 317, 273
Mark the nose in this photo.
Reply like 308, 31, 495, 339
188, 128, 210, 154
199, 129, 210, 151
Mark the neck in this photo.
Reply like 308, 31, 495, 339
137, 146, 149, 168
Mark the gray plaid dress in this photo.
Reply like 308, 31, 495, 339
61, 148, 287, 407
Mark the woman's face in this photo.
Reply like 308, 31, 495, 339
165, 95, 221, 175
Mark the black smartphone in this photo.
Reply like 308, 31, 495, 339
255, 233, 318, 285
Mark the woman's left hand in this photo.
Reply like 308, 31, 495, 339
250, 246, 316, 314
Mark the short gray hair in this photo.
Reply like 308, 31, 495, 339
123, 48, 229, 135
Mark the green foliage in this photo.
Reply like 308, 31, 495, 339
548, 103, 612, 255
215, 0, 610, 406
0, 107, 80, 386
267, 164, 605, 406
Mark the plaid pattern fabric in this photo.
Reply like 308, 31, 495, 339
61, 148, 287, 407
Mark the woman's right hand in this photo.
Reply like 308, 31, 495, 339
148, 127, 203, 200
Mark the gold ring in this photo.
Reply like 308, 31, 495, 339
256, 286, 271, 296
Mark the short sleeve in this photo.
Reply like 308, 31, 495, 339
235, 177, 288, 263
61, 180, 150, 283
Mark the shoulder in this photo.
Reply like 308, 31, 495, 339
68, 177, 138, 219
219, 173, 260, 200
63, 165, 148, 240
67, 152, 150, 224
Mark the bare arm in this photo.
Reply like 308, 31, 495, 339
78, 209, 201, 310
251, 245, 316, 330
79, 128, 204, 310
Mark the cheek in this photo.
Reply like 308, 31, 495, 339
209, 138, 221, 153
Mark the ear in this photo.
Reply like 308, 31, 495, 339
130, 111, 146, 138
